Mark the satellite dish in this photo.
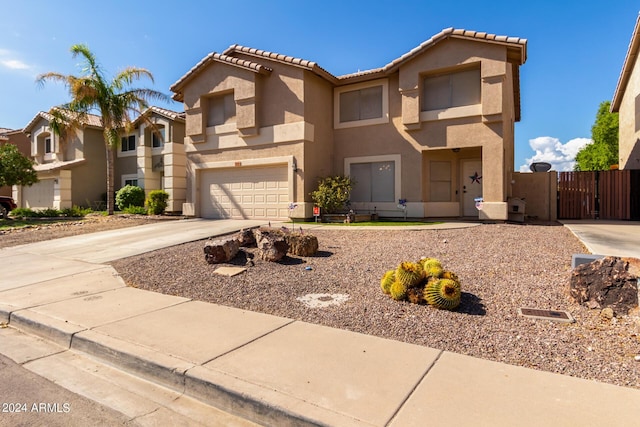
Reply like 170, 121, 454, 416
530, 162, 552, 172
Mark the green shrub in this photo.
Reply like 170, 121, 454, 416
310, 175, 354, 214
61, 205, 92, 217
10, 207, 37, 218
37, 208, 61, 217
116, 185, 145, 210
122, 205, 147, 215
145, 190, 169, 215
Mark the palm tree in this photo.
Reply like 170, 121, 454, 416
37, 44, 170, 214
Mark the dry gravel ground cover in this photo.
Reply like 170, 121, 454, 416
110, 223, 640, 390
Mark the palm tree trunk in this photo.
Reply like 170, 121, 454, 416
106, 145, 115, 215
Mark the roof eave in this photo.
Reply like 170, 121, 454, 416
170, 52, 272, 100
612, 13, 640, 112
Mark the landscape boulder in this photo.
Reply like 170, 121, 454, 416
204, 238, 240, 264
254, 228, 289, 262
236, 228, 256, 247
569, 256, 640, 315
285, 233, 319, 257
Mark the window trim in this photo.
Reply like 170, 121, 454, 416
420, 66, 482, 122
119, 134, 137, 157
344, 154, 401, 202
121, 174, 139, 188
334, 79, 389, 129
151, 126, 165, 150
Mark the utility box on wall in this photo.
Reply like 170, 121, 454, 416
508, 197, 526, 222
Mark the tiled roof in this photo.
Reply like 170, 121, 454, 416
170, 27, 527, 95
222, 44, 337, 82
170, 52, 272, 100
0, 127, 13, 135
24, 110, 103, 133
612, 13, 640, 111
135, 106, 186, 123
338, 28, 527, 82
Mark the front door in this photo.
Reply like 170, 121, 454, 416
461, 160, 483, 217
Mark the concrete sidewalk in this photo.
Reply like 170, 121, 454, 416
2, 219, 640, 426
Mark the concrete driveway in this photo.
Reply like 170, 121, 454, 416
3, 218, 267, 264
561, 220, 640, 258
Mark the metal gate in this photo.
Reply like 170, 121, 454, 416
558, 170, 640, 220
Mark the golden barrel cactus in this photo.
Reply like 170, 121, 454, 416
395, 261, 424, 287
424, 278, 461, 310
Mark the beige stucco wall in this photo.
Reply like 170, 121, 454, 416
71, 127, 106, 207
617, 47, 640, 170
300, 71, 335, 217
511, 171, 557, 221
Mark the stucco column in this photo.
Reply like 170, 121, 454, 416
479, 142, 507, 220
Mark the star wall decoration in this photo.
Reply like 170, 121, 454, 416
469, 171, 482, 184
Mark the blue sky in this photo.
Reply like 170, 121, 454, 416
1, 0, 638, 171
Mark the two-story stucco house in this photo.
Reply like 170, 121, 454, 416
171, 28, 527, 221
15, 107, 186, 212
612, 13, 640, 170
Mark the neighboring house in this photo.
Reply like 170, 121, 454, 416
170, 28, 527, 221
16, 111, 107, 210
116, 106, 186, 213
612, 13, 640, 170
0, 128, 30, 197
15, 107, 186, 212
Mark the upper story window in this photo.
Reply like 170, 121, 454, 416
44, 137, 53, 153
422, 68, 481, 111
340, 86, 383, 122
334, 79, 389, 129
121, 135, 136, 152
152, 127, 165, 148
207, 92, 236, 127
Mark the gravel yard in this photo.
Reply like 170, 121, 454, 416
110, 223, 640, 390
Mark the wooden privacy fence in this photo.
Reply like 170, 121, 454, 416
558, 170, 640, 220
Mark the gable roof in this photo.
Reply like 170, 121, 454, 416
612, 13, 640, 112
338, 28, 527, 83
134, 106, 186, 125
170, 27, 527, 96
23, 110, 103, 133
170, 52, 273, 101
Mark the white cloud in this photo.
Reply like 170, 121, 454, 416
0, 49, 32, 71
1, 59, 30, 70
519, 136, 592, 172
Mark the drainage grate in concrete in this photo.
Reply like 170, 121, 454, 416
518, 307, 575, 323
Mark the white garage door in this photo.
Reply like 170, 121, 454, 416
22, 179, 55, 209
200, 166, 289, 219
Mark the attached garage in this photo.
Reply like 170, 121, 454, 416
200, 165, 289, 219
22, 178, 55, 209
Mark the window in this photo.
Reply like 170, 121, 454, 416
121, 135, 136, 152
122, 174, 138, 187
430, 161, 452, 202
207, 93, 236, 127
350, 161, 395, 202
339, 86, 383, 123
334, 79, 389, 129
152, 127, 165, 148
423, 68, 481, 111
44, 137, 53, 153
